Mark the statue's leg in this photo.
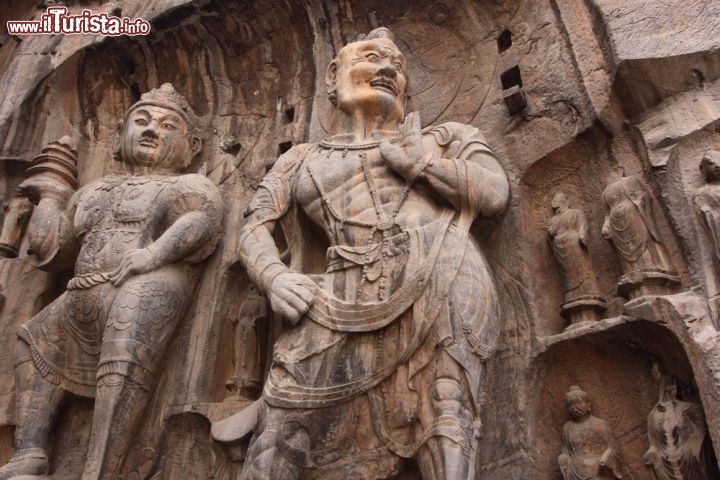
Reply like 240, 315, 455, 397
414, 378, 473, 480
414, 352, 475, 480
81, 271, 190, 480
239, 405, 308, 480
0, 340, 66, 479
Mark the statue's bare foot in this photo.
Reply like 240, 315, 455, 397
0, 449, 48, 480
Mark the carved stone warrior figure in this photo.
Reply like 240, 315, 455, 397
644, 375, 717, 480
236, 27, 509, 479
601, 173, 679, 300
558, 386, 627, 480
0, 84, 224, 479
694, 151, 720, 264
547, 192, 606, 327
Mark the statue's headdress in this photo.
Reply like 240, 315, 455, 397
354, 27, 395, 43
126, 83, 198, 131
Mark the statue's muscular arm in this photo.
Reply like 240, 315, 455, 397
238, 145, 316, 324
380, 112, 509, 219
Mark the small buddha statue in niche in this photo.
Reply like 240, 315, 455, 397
558, 386, 628, 480
547, 191, 606, 328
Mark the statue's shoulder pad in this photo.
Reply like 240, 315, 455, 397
267, 143, 314, 177
423, 122, 486, 145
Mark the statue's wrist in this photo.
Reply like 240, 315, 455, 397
259, 261, 288, 292
143, 245, 164, 270
25, 184, 74, 206
406, 153, 435, 183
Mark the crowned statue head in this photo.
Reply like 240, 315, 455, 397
113, 83, 202, 173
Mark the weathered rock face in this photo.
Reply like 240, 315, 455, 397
0, 1, 718, 479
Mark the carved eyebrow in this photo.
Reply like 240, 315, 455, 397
351, 47, 405, 65
131, 109, 151, 118
160, 114, 182, 124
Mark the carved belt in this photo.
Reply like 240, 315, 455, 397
304, 210, 453, 333
67, 272, 111, 290
325, 232, 409, 277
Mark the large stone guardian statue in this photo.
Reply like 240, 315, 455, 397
0, 84, 224, 479
236, 27, 509, 479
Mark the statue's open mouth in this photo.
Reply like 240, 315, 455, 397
139, 139, 158, 148
369, 78, 397, 96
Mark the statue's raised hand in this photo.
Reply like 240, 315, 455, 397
379, 111, 426, 181
17, 176, 74, 205
268, 271, 316, 324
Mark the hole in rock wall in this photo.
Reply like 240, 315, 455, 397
501, 65, 522, 90
278, 140, 293, 156
497, 29, 512, 53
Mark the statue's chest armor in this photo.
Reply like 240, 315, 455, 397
75, 178, 167, 236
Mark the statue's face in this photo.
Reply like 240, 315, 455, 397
551, 193, 569, 213
566, 394, 590, 419
702, 156, 720, 181
332, 37, 407, 123
120, 105, 194, 171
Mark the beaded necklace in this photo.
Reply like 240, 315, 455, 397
307, 140, 414, 301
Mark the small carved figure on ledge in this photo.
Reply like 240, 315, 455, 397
694, 151, 720, 264
225, 285, 269, 400
234, 27, 509, 479
547, 191, 606, 328
601, 172, 679, 300
644, 372, 719, 480
558, 386, 629, 480
0, 84, 224, 480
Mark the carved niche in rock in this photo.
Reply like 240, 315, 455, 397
601, 174, 680, 300
547, 191, 606, 328
229, 27, 510, 479
644, 374, 718, 480
558, 386, 631, 480
0, 84, 224, 480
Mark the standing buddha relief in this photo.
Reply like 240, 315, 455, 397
232, 27, 510, 480
601, 172, 680, 300
547, 191, 606, 328
694, 151, 720, 265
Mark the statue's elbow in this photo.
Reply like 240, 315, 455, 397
482, 181, 510, 218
